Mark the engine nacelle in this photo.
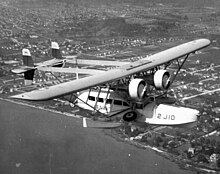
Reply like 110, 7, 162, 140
129, 78, 147, 100
145, 70, 171, 90
154, 70, 170, 90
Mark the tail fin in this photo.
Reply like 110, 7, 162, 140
51, 42, 63, 59
22, 48, 35, 85
22, 48, 34, 66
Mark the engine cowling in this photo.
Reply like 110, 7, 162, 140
129, 78, 147, 100
153, 70, 170, 90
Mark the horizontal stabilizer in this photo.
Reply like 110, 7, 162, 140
11, 66, 35, 74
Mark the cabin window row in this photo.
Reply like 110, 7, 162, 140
88, 96, 129, 106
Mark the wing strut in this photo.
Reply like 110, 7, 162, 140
73, 92, 101, 114
157, 53, 190, 98
103, 85, 111, 114
93, 87, 102, 113
86, 88, 92, 103
49, 72, 63, 83
169, 53, 189, 86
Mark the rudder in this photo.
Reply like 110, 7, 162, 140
22, 48, 34, 67
51, 42, 63, 59
22, 48, 35, 85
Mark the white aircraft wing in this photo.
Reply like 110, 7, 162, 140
11, 39, 210, 100
67, 59, 128, 66
37, 67, 105, 75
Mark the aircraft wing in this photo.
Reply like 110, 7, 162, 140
11, 39, 210, 100
37, 67, 105, 75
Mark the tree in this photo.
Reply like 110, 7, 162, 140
200, 137, 205, 144
183, 15, 189, 21
176, 130, 181, 137
162, 142, 168, 149
189, 134, 195, 141
190, 141, 196, 148
217, 158, 220, 168
211, 139, 216, 147
141, 134, 148, 143
169, 141, 177, 149
187, 151, 194, 158
161, 132, 165, 137
124, 125, 131, 136
205, 138, 211, 145
131, 129, 140, 137
197, 154, 209, 163
153, 137, 161, 147
215, 144, 220, 154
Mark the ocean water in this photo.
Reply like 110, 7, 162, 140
0, 99, 195, 174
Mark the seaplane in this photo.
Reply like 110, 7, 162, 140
11, 39, 211, 126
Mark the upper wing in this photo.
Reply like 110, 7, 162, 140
37, 67, 105, 75
11, 39, 210, 100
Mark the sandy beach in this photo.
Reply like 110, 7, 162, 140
0, 99, 195, 174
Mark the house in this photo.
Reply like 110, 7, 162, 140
210, 153, 219, 163
188, 147, 195, 156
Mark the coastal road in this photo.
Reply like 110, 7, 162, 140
0, 99, 195, 174
181, 88, 220, 101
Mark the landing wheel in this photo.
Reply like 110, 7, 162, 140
123, 111, 137, 122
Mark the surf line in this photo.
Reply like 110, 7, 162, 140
0, 97, 83, 119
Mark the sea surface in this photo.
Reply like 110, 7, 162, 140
0, 99, 196, 174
